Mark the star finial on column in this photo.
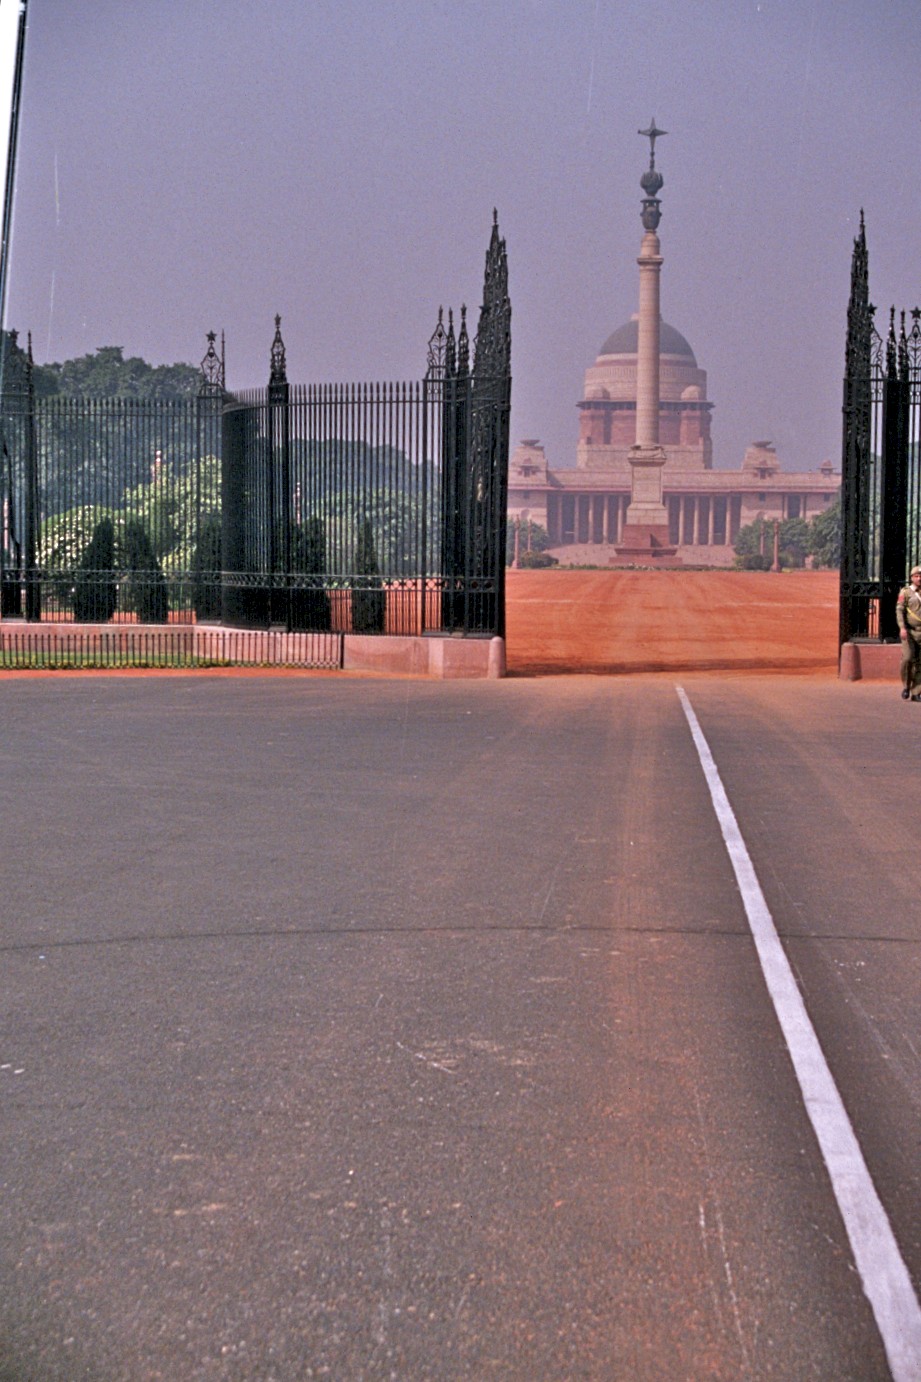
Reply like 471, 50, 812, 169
638, 119, 667, 168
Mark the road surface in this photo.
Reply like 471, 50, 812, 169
1, 671, 918, 1379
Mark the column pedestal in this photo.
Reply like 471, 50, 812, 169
615, 445, 677, 558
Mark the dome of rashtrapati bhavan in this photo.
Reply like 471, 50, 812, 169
507, 130, 840, 567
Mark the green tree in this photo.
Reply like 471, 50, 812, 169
123, 454, 222, 577
39, 505, 116, 573
506, 518, 553, 565
733, 518, 772, 570
0, 329, 59, 397
73, 517, 118, 623
808, 498, 841, 568
43, 345, 200, 399
779, 517, 810, 568
191, 512, 223, 620
352, 516, 385, 633
122, 519, 169, 623
735, 515, 812, 570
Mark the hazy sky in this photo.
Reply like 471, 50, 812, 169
7, 0, 921, 471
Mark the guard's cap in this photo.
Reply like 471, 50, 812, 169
911, 566, 921, 577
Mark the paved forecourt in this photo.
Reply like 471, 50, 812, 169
1, 672, 918, 1379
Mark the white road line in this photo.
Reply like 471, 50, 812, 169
677, 685, 921, 1382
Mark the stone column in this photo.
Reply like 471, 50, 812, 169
616, 120, 676, 561
635, 229, 663, 449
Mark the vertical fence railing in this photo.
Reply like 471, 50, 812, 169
878, 312, 909, 640
840, 216, 921, 645
222, 375, 448, 635
0, 391, 224, 624
219, 361, 510, 639
901, 313, 918, 566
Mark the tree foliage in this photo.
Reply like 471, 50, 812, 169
39, 504, 114, 572
807, 498, 841, 568
733, 517, 772, 569
42, 344, 200, 399
2, 333, 202, 401
506, 518, 554, 565
0, 329, 58, 398
120, 454, 221, 574
779, 517, 810, 567
734, 515, 814, 570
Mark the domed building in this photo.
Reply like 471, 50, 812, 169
507, 127, 840, 566
577, 314, 713, 472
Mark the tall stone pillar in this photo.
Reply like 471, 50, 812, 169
617, 120, 677, 561
635, 228, 662, 449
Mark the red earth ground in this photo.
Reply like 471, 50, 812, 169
504, 568, 840, 677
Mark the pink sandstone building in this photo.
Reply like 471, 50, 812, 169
508, 127, 841, 567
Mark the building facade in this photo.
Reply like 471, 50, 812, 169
509, 321, 840, 566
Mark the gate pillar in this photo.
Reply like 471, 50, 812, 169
268, 316, 291, 628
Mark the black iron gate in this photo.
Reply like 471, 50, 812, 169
221, 213, 511, 638
840, 214, 921, 644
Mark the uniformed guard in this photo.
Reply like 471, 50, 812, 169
896, 564, 921, 699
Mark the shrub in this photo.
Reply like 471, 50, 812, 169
518, 549, 559, 568
122, 519, 169, 623
73, 517, 118, 622
290, 517, 331, 631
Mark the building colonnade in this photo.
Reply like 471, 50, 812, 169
540, 489, 819, 549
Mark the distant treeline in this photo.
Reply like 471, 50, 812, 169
1, 332, 201, 400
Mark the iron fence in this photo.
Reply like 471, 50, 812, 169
222, 373, 442, 636
1, 333, 224, 625
840, 215, 921, 643
0, 626, 343, 670
221, 365, 510, 638
0, 215, 511, 659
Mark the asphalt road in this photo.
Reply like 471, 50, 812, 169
1, 672, 918, 1380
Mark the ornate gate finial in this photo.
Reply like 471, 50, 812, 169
473, 212, 511, 380
445, 309, 456, 378
427, 306, 447, 376
457, 304, 469, 377
270, 314, 287, 386
199, 330, 225, 394
845, 211, 871, 375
